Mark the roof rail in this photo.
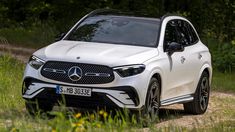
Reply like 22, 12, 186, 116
86, 8, 120, 18
85, 9, 160, 18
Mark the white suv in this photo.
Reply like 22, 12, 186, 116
22, 10, 212, 117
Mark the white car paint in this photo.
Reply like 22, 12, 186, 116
34, 41, 159, 67
22, 15, 212, 110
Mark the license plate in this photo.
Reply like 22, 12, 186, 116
56, 86, 91, 97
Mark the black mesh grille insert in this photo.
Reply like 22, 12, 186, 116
41, 61, 114, 84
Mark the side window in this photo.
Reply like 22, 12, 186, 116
164, 19, 199, 51
176, 20, 190, 46
185, 21, 199, 44
164, 20, 179, 50
176, 20, 199, 46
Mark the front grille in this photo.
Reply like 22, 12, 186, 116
41, 61, 114, 84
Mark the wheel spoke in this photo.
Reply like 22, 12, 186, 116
200, 92, 207, 110
153, 88, 159, 98
152, 100, 159, 109
199, 76, 209, 111
201, 82, 205, 90
150, 89, 154, 99
148, 106, 152, 113
201, 77, 208, 90
201, 97, 206, 109
203, 91, 208, 97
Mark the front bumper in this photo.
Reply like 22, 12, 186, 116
22, 78, 140, 109
22, 63, 152, 109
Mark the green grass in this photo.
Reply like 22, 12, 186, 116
0, 55, 235, 131
0, 25, 57, 48
212, 71, 235, 93
0, 55, 24, 112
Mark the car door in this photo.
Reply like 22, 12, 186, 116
162, 19, 199, 100
178, 20, 204, 93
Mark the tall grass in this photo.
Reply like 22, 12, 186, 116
0, 23, 57, 48
0, 55, 24, 112
212, 71, 235, 93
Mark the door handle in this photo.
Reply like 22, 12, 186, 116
198, 53, 202, 59
181, 56, 186, 64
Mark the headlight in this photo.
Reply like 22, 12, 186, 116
113, 64, 145, 77
28, 55, 45, 69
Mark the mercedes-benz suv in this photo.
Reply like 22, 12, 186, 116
22, 9, 212, 117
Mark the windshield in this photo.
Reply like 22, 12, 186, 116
65, 15, 160, 47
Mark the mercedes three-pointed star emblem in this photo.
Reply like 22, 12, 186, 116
68, 66, 82, 81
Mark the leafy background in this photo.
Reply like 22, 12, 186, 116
0, 0, 234, 72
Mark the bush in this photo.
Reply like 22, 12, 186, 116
212, 43, 235, 73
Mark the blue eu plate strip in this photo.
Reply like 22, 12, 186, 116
56, 85, 60, 94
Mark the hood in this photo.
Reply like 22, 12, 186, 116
34, 40, 159, 67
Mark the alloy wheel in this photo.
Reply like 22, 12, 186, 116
199, 77, 209, 111
146, 81, 160, 119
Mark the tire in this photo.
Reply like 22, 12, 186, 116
25, 99, 53, 116
141, 78, 160, 122
184, 71, 210, 114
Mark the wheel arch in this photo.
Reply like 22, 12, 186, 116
196, 63, 212, 93
151, 73, 162, 97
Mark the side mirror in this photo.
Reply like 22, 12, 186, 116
55, 33, 66, 42
166, 42, 184, 55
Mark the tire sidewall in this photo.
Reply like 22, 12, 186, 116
143, 78, 160, 119
195, 72, 210, 114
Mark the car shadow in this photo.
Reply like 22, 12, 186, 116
158, 108, 187, 123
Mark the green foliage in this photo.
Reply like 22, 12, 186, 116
0, 22, 57, 48
212, 71, 235, 92
0, 55, 24, 111
211, 43, 235, 73
205, 38, 235, 73
0, 0, 234, 53
0, 0, 234, 40
46, 110, 140, 131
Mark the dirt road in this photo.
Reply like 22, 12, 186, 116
0, 43, 36, 63
156, 92, 235, 128
1, 43, 235, 129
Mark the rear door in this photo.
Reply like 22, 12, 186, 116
177, 20, 203, 93
162, 19, 202, 99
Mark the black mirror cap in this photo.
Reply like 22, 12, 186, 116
166, 42, 184, 55
55, 33, 66, 42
